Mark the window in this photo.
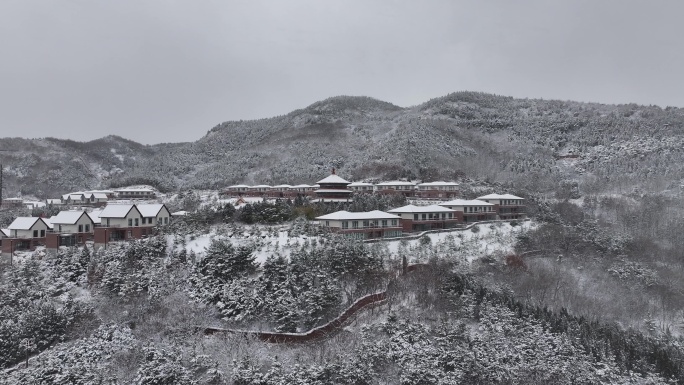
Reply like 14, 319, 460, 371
85, 224, 90, 232
325, 221, 330, 227
363, 220, 369, 228
128, 218, 133, 226
40, 229, 45, 237
448, 213, 453, 219
381, 220, 387, 227
391, 219, 397, 226
413, 214, 418, 220
342, 221, 348, 229
164, 217, 168, 225
33, 230, 38, 237
421, 213, 426, 220
127, 230, 132, 237
134, 218, 139, 226
352, 221, 359, 229
78, 224, 83, 232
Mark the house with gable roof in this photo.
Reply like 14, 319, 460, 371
136, 203, 171, 227
387, 204, 459, 232
315, 210, 402, 239
93, 204, 149, 247
45, 210, 95, 249
1, 217, 50, 255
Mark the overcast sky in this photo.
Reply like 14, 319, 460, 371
1, 0, 683, 144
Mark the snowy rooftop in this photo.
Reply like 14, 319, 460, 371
314, 188, 353, 193
316, 210, 400, 221
228, 184, 250, 188
291, 184, 314, 188
0, 229, 9, 237
440, 199, 495, 206
137, 203, 166, 217
88, 209, 103, 224
114, 187, 155, 192
99, 204, 135, 218
249, 185, 272, 189
51, 211, 89, 225
316, 174, 351, 184
417, 181, 459, 187
271, 184, 292, 189
388, 204, 456, 213
476, 193, 524, 200
376, 181, 416, 186
8, 217, 44, 230
349, 182, 374, 187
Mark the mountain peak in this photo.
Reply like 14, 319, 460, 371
297, 95, 403, 117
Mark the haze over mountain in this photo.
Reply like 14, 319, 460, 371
2, 91, 683, 198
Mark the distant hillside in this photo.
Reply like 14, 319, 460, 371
2, 93, 684, 198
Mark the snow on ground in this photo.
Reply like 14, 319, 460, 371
383, 220, 537, 263
170, 225, 319, 264
170, 220, 536, 266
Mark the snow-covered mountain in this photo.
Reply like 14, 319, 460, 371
3, 92, 684, 197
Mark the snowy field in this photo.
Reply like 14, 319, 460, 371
169, 225, 318, 264
170, 220, 536, 266
380, 220, 537, 263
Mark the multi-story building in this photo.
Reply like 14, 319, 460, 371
93, 204, 151, 247
46, 211, 95, 248
348, 182, 374, 193
415, 181, 459, 199
114, 187, 157, 200
475, 194, 526, 220
314, 169, 353, 203
439, 199, 497, 223
387, 204, 459, 232
375, 181, 416, 197
315, 210, 402, 239
226, 184, 250, 196
136, 204, 171, 227
1, 217, 50, 255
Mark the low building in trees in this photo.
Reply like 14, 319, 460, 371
475, 194, 526, 220
439, 199, 497, 223
316, 210, 402, 239
415, 181, 459, 199
375, 181, 416, 197
349, 181, 375, 193
226, 184, 250, 196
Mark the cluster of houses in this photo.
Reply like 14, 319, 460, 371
226, 169, 525, 239
3, 187, 158, 210
0, 203, 171, 257
224, 169, 460, 201
315, 193, 525, 239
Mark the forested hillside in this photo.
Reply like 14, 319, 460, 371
3, 92, 684, 198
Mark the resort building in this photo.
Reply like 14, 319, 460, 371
315, 210, 403, 239
439, 199, 497, 223
387, 204, 459, 232
475, 194, 526, 220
